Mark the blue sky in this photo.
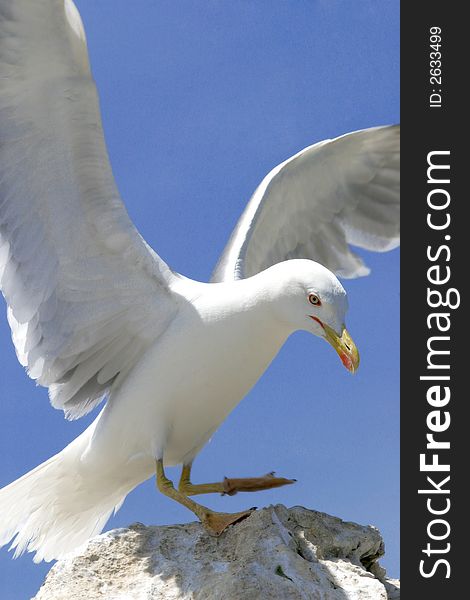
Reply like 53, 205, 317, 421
0, 1, 399, 596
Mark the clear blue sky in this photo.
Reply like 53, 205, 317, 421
0, 1, 399, 597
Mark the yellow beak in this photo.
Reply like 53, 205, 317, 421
323, 324, 360, 374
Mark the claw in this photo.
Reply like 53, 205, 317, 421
222, 473, 297, 495
201, 508, 256, 536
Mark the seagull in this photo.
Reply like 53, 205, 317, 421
0, 0, 399, 562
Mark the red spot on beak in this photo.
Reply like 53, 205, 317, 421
339, 351, 353, 371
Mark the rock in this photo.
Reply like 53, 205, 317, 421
33, 505, 399, 599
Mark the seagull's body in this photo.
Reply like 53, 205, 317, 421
0, 0, 399, 562
86, 274, 288, 472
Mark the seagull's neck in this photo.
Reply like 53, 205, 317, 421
178, 270, 293, 339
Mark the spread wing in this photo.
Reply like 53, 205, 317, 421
0, 0, 181, 419
212, 125, 399, 282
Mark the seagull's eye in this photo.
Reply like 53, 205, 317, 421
308, 293, 321, 306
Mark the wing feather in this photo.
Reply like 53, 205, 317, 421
0, 0, 181, 419
212, 125, 399, 281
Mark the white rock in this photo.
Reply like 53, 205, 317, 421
34, 505, 400, 599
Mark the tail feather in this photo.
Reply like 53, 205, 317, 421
0, 443, 129, 562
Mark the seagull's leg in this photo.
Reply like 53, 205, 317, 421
156, 459, 255, 535
178, 463, 296, 497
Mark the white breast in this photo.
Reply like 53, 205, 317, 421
83, 291, 289, 473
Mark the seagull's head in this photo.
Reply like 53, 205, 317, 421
266, 259, 360, 373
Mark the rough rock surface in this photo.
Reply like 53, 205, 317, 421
34, 505, 400, 599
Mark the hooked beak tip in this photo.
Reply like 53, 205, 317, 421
323, 324, 360, 373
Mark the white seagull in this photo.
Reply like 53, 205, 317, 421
0, 0, 399, 562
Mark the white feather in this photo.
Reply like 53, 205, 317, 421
0, 0, 182, 419
212, 126, 399, 282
